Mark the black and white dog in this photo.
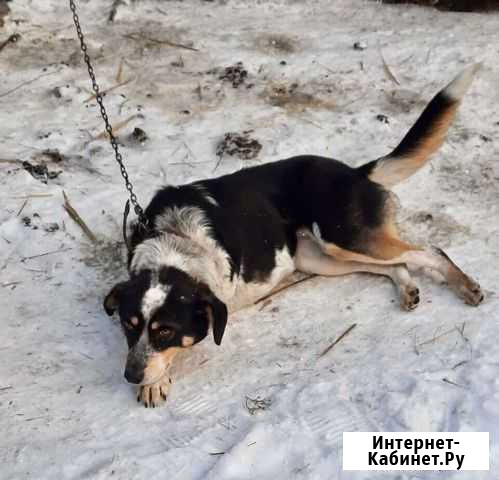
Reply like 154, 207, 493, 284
104, 65, 483, 407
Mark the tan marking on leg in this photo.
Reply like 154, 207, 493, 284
367, 232, 423, 260
296, 234, 420, 310
315, 231, 483, 307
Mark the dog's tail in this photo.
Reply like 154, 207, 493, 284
358, 63, 480, 188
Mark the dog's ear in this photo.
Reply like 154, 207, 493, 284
103, 282, 128, 316
201, 288, 228, 345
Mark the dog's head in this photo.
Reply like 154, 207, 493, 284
103, 267, 227, 385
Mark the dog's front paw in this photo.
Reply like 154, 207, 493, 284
137, 376, 172, 408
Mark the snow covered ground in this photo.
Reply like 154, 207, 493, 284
1, 0, 498, 478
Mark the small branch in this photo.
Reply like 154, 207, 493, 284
255, 274, 316, 305
442, 378, 466, 389
0, 385, 13, 392
319, 323, 357, 358
123, 32, 199, 52
62, 191, 98, 244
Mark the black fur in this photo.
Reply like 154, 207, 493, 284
130, 155, 389, 280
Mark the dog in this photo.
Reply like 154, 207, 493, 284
104, 64, 483, 407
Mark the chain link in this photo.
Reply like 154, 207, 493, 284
69, 0, 148, 231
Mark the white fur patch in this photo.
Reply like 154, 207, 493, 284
444, 63, 480, 101
131, 206, 233, 303
227, 246, 295, 312
131, 205, 296, 314
141, 285, 170, 321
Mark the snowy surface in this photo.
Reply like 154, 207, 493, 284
1, 0, 498, 479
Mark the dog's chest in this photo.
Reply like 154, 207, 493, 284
224, 246, 295, 312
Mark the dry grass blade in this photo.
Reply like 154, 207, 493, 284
95, 114, 141, 140
380, 49, 401, 86
124, 32, 199, 52
0, 158, 21, 164
0, 68, 62, 99
83, 78, 132, 103
62, 191, 98, 244
10, 193, 53, 199
116, 58, 125, 83
416, 326, 456, 347
319, 323, 357, 357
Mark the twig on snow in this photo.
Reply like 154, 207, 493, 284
416, 326, 456, 348
116, 58, 125, 83
62, 191, 98, 244
255, 274, 316, 305
16, 199, 28, 217
319, 323, 357, 358
95, 114, 141, 139
83, 78, 132, 103
123, 32, 199, 52
380, 49, 401, 86
21, 247, 72, 262
0, 68, 62, 99
442, 378, 466, 389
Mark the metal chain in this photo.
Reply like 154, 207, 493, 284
68, 0, 148, 233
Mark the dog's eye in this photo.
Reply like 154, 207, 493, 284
158, 327, 174, 340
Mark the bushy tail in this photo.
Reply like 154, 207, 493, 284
359, 63, 480, 187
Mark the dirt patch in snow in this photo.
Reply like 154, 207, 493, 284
216, 131, 262, 161
255, 33, 298, 54
264, 81, 335, 112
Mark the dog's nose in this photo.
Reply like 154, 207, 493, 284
124, 367, 144, 385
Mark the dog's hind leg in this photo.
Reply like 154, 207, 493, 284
295, 233, 420, 311
320, 231, 484, 306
